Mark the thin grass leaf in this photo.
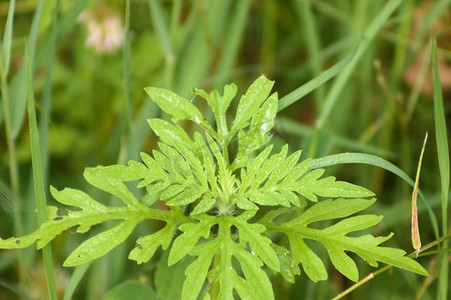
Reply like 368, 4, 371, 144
11, 0, 44, 137
25, 44, 57, 300
122, 0, 132, 133
276, 117, 396, 158
316, 0, 402, 128
62, 262, 92, 300
1, 0, 15, 76
293, 0, 324, 107
12, 0, 90, 137
277, 43, 357, 111
432, 37, 450, 300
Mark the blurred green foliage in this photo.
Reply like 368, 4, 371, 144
0, 0, 450, 299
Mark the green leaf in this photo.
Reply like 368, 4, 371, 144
286, 233, 327, 282
0, 175, 174, 268
432, 38, 450, 300
83, 166, 147, 209
294, 169, 374, 202
229, 75, 275, 140
191, 193, 216, 215
129, 222, 178, 264
64, 218, 142, 267
145, 87, 215, 134
193, 83, 237, 143
232, 91, 278, 168
182, 240, 219, 300
309, 152, 439, 237
288, 198, 376, 225
271, 244, 300, 283
166, 187, 203, 206
169, 215, 216, 265
103, 281, 158, 300
278, 198, 428, 282
148, 118, 195, 151
233, 212, 280, 271
239, 146, 371, 208
233, 242, 274, 300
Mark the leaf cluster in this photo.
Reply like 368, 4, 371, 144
0, 76, 428, 299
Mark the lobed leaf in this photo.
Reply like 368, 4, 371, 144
278, 198, 428, 282
294, 169, 374, 202
193, 83, 237, 144
232, 92, 278, 169
144, 87, 211, 131
182, 241, 219, 300
148, 118, 195, 152
271, 244, 300, 283
129, 222, 179, 264
233, 211, 280, 271
64, 218, 143, 267
230, 75, 275, 139
169, 215, 217, 266
233, 242, 274, 300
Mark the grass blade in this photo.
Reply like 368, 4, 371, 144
12, 0, 90, 137
278, 44, 357, 112
432, 37, 450, 300
62, 262, 92, 300
25, 44, 57, 300
293, 0, 324, 107
122, 0, 132, 137
1, 0, 15, 76
11, 0, 44, 137
38, 0, 60, 183
316, 0, 402, 128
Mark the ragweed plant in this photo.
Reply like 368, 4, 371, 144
0, 76, 428, 299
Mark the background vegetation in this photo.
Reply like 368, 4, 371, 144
0, 0, 449, 299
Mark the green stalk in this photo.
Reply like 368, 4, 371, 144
25, 44, 57, 300
122, 0, 132, 136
